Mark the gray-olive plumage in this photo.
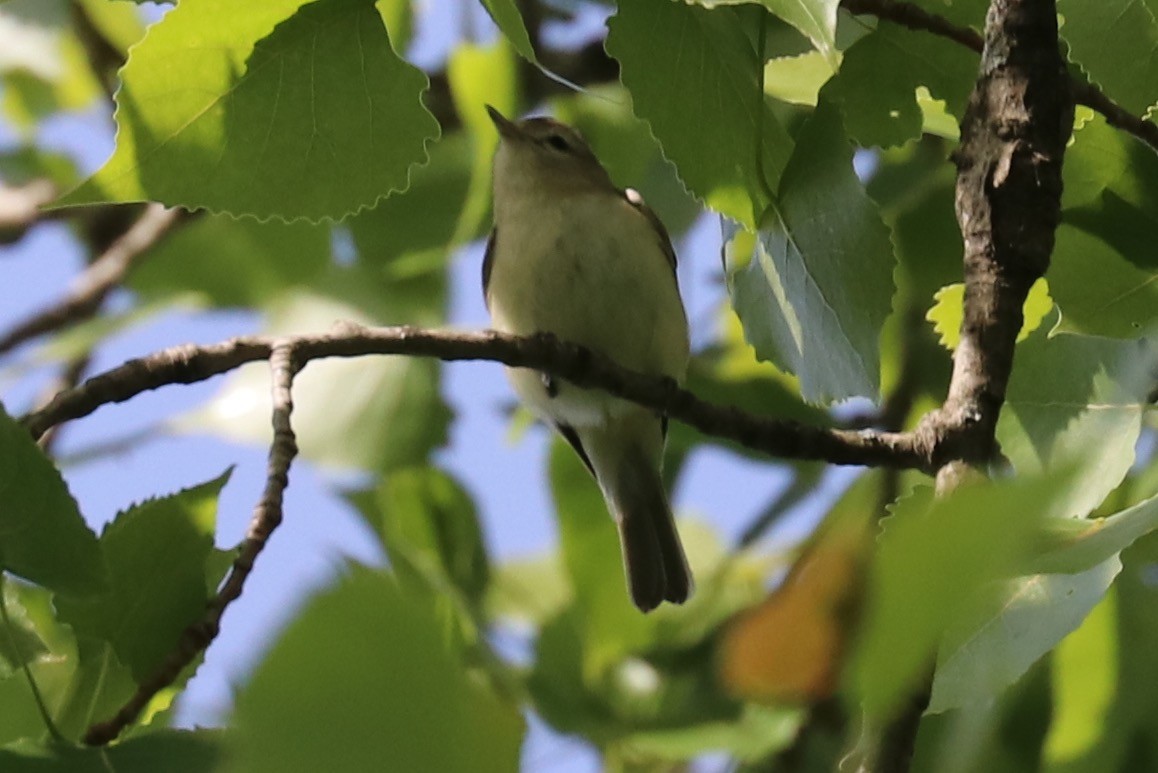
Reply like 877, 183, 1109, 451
483, 105, 692, 611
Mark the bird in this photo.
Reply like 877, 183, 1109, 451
482, 105, 692, 612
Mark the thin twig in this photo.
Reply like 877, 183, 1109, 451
0, 180, 58, 244
840, 0, 1158, 153
82, 342, 301, 746
35, 354, 92, 455
22, 324, 934, 474
0, 204, 187, 356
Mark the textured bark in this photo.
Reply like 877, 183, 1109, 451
920, 0, 1073, 474
866, 2, 1074, 771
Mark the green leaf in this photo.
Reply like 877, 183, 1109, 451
0, 582, 79, 744
0, 588, 48, 673
229, 567, 524, 773
0, 146, 79, 190
927, 278, 1052, 350
58, 0, 438, 221
51, 638, 137, 741
180, 267, 451, 473
1042, 586, 1119, 766
869, 141, 962, 308
0, 730, 225, 773
619, 704, 802, 763
1050, 203, 1158, 338
485, 551, 569, 625
346, 467, 490, 607
997, 323, 1152, 520
0, 0, 104, 128
928, 557, 1121, 713
447, 41, 517, 245
528, 602, 767, 753
697, 0, 841, 69
1088, 531, 1158, 769
1059, 0, 1158, 115
55, 470, 231, 681
686, 345, 832, 429
551, 86, 702, 237
729, 100, 895, 403
345, 132, 474, 264
128, 216, 331, 308
477, 0, 537, 64
1051, 110, 1158, 337
1061, 110, 1133, 212
764, 49, 838, 106
526, 609, 620, 742
758, 0, 841, 67
825, 21, 976, 148
607, 0, 793, 228
74, 0, 147, 55
1032, 490, 1158, 575
856, 477, 1059, 722
0, 403, 104, 596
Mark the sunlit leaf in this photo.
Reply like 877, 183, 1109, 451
926, 278, 1052, 350
447, 40, 517, 245
729, 101, 895, 403
58, 0, 438, 221
1042, 586, 1118, 766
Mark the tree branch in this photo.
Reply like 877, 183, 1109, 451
861, 0, 1073, 770
23, 324, 933, 473
840, 0, 1158, 152
83, 342, 301, 746
0, 204, 187, 356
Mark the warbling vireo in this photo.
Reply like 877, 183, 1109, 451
483, 105, 692, 612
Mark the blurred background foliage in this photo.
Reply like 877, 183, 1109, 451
0, 0, 1156, 771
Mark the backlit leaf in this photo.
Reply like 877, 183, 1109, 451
58, 0, 438, 221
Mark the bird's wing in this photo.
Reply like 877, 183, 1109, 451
623, 188, 677, 281
482, 228, 497, 310
556, 422, 596, 477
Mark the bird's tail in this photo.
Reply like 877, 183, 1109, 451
582, 422, 692, 612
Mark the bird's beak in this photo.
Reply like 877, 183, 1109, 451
486, 104, 521, 140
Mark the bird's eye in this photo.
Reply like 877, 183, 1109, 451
545, 134, 570, 152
